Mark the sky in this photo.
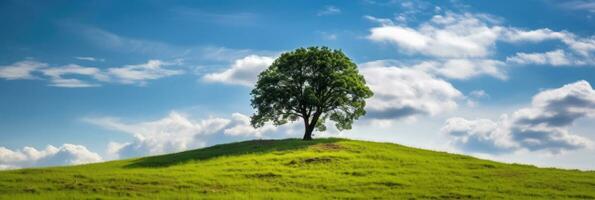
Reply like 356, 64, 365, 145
1, 0, 594, 170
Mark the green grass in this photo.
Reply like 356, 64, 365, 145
1, 138, 594, 199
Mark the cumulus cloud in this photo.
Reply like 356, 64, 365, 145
86, 111, 294, 159
368, 12, 594, 59
0, 144, 102, 169
360, 60, 463, 120
365, 12, 510, 80
203, 55, 274, 86
222, 113, 277, 137
107, 59, 184, 85
443, 80, 595, 154
366, 11, 595, 78
442, 117, 517, 153
85, 112, 227, 157
0, 60, 48, 80
317, 5, 341, 16
367, 12, 503, 58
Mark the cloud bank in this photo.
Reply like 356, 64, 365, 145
443, 80, 595, 154
85, 112, 298, 159
0, 144, 102, 170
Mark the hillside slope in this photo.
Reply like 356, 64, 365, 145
0, 138, 594, 199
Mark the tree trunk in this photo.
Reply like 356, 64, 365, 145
303, 125, 313, 140
302, 112, 320, 140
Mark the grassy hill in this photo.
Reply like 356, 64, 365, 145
1, 138, 594, 199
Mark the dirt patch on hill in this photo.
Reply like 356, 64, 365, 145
310, 143, 344, 152
286, 156, 340, 166
245, 172, 281, 179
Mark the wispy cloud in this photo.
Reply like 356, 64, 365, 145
75, 25, 184, 57
66, 23, 280, 67
0, 60, 48, 80
41, 64, 107, 88
318, 31, 338, 40
75, 56, 105, 62
107, 60, 184, 85
0, 59, 184, 87
317, 5, 341, 16
170, 6, 261, 26
557, 0, 595, 13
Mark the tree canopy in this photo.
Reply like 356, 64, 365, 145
250, 46, 373, 140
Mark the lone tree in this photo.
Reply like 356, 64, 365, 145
250, 47, 373, 140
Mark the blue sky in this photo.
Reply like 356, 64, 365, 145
1, 0, 595, 170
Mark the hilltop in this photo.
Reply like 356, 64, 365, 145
0, 138, 594, 199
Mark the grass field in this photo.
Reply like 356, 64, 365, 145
0, 138, 594, 199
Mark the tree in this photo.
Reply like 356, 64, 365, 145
250, 47, 373, 140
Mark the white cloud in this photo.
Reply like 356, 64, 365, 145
366, 11, 594, 73
107, 59, 184, 85
443, 80, 595, 154
85, 111, 292, 159
0, 144, 102, 170
504, 27, 595, 65
222, 113, 277, 137
364, 15, 395, 26
502, 28, 568, 43
1, 59, 183, 87
41, 64, 108, 88
85, 112, 225, 157
565, 36, 595, 57
360, 60, 463, 120
75, 57, 104, 62
317, 5, 341, 16
506, 49, 574, 66
442, 117, 518, 153
203, 55, 274, 86
192, 46, 278, 64
0, 60, 48, 80
367, 12, 503, 58
413, 59, 506, 80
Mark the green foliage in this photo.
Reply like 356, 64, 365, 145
1, 138, 594, 199
250, 47, 373, 139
